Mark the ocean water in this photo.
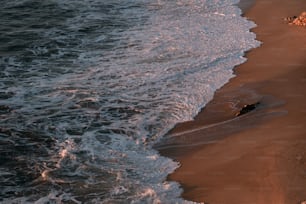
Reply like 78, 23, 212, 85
0, 0, 259, 203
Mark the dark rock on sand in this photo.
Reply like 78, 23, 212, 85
284, 16, 297, 23
236, 102, 260, 116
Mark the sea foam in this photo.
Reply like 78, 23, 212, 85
0, 0, 259, 203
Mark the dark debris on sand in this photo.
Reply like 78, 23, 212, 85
236, 102, 260, 116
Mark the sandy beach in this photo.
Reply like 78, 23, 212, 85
156, 0, 306, 203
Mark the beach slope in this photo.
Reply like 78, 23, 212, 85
157, 0, 306, 203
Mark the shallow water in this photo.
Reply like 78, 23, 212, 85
0, 0, 259, 203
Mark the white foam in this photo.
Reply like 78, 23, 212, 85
0, 0, 259, 203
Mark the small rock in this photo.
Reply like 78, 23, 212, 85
284, 16, 297, 23
236, 102, 260, 117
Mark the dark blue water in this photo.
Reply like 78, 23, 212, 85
0, 0, 259, 203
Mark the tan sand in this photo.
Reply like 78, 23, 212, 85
156, 0, 306, 203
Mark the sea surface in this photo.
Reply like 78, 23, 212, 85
0, 0, 259, 203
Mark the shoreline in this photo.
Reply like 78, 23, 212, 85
237, 0, 255, 14
156, 0, 306, 203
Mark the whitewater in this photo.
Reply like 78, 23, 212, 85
0, 0, 259, 203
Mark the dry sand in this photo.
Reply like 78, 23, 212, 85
156, 0, 306, 203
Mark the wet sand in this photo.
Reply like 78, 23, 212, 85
156, 0, 306, 203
